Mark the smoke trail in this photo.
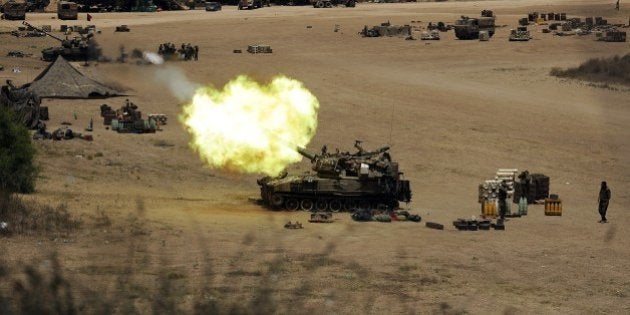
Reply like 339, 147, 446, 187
144, 52, 200, 101
143, 52, 164, 65
154, 66, 201, 102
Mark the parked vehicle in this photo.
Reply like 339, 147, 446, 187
205, 1, 221, 11
238, 0, 268, 10
257, 141, 411, 212
2, 0, 26, 20
57, 1, 78, 20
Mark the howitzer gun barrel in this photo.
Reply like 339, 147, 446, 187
297, 147, 316, 161
22, 21, 64, 42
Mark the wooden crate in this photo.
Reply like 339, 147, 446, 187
544, 198, 562, 216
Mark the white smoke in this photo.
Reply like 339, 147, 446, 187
144, 51, 199, 101
154, 66, 200, 102
143, 52, 164, 65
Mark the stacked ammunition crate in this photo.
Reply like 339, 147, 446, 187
481, 199, 497, 217
512, 173, 550, 203
496, 168, 518, 196
478, 169, 517, 216
544, 197, 562, 216
478, 179, 501, 203
247, 45, 272, 54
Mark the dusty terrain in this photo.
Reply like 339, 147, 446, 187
1, 0, 630, 313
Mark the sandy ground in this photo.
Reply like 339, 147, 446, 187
1, 0, 630, 313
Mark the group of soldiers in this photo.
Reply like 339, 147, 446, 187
158, 42, 199, 61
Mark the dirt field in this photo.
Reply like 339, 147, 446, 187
1, 0, 630, 313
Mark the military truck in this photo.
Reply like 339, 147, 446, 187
1, 0, 26, 20
453, 10, 495, 40
257, 141, 412, 211
57, 1, 78, 20
311, 0, 355, 8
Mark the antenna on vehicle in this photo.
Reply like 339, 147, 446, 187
388, 101, 394, 145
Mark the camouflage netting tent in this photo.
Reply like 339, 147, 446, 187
25, 55, 121, 99
0, 80, 43, 129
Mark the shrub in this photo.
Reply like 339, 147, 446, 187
550, 53, 630, 85
0, 106, 38, 194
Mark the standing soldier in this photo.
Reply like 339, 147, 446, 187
518, 170, 531, 202
615, 0, 620, 11
194, 45, 199, 61
498, 181, 508, 220
598, 181, 611, 223
186, 43, 192, 60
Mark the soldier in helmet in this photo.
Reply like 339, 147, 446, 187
354, 140, 365, 155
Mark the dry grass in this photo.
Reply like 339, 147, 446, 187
0, 194, 81, 236
0, 255, 78, 315
0, 198, 318, 314
0, 201, 398, 314
550, 54, 630, 86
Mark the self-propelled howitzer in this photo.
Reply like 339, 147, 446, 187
22, 21, 101, 62
257, 142, 412, 211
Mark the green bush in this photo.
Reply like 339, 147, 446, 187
550, 53, 630, 85
0, 106, 38, 194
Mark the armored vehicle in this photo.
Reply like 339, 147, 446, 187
257, 141, 412, 211
454, 10, 495, 40
2, 0, 26, 20
57, 1, 77, 20
23, 21, 101, 62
